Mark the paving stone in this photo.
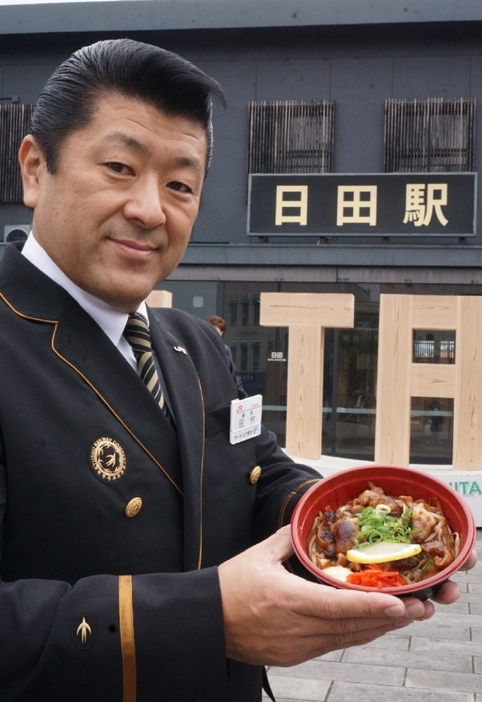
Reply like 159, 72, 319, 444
414, 611, 482, 628
457, 591, 480, 603
269, 659, 405, 686
393, 619, 471, 640
406, 667, 482, 693
343, 644, 472, 673
410, 636, 481, 657
326, 681, 475, 702
314, 650, 343, 662
358, 634, 410, 651
434, 601, 470, 614
459, 573, 482, 584
264, 674, 330, 700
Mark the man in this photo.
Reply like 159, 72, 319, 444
0, 39, 474, 701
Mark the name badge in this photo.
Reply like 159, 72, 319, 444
230, 394, 263, 445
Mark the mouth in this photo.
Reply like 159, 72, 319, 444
110, 238, 159, 258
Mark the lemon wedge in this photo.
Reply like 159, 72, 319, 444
346, 541, 422, 564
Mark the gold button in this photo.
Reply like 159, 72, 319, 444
125, 497, 143, 518
249, 466, 262, 484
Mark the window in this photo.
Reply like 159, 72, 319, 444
252, 297, 260, 327
229, 299, 238, 327
240, 342, 249, 371
248, 100, 335, 174
252, 341, 261, 371
413, 330, 455, 364
384, 98, 475, 173
0, 104, 35, 203
241, 299, 250, 327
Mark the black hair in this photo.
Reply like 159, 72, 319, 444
30, 38, 226, 174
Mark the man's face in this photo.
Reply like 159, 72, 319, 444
19, 92, 207, 312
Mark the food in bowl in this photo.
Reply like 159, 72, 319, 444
291, 465, 476, 599
307, 482, 459, 589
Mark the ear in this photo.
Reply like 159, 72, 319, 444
18, 135, 47, 208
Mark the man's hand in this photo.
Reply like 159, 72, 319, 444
218, 526, 472, 667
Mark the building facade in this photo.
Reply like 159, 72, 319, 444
1, 0, 482, 462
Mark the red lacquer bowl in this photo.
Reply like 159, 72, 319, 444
291, 465, 476, 600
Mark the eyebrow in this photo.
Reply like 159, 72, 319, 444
102, 133, 204, 172
103, 132, 150, 155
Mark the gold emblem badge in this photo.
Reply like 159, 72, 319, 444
76, 617, 92, 644
90, 437, 126, 482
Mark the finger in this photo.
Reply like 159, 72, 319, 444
431, 579, 461, 605
462, 548, 478, 571
253, 524, 295, 564
287, 582, 425, 621
278, 608, 415, 639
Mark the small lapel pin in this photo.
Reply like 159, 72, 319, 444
173, 345, 188, 355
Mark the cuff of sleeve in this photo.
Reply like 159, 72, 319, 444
132, 567, 228, 702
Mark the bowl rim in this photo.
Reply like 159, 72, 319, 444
291, 464, 476, 596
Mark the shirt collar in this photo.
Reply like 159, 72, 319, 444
21, 233, 149, 348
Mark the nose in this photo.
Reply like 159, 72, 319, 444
123, 177, 166, 229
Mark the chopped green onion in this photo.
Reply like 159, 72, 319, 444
354, 506, 414, 548
422, 557, 435, 573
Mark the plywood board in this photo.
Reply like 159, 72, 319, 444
375, 295, 413, 466
260, 292, 354, 328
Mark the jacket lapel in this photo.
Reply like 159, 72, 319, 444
148, 309, 206, 571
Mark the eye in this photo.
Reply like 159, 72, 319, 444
106, 162, 133, 175
167, 181, 193, 194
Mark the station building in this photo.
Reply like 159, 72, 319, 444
1, 0, 482, 463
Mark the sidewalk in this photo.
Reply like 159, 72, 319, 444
264, 529, 482, 702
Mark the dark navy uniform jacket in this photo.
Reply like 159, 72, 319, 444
0, 244, 320, 701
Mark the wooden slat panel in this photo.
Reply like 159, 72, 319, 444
285, 325, 324, 459
247, 100, 335, 174
375, 295, 413, 465
453, 296, 482, 471
0, 104, 35, 203
260, 292, 354, 328
410, 363, 456, 398
384, 97, 476, 173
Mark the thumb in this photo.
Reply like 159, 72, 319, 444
259, 524, 295, 565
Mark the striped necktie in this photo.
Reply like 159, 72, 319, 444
123, 312, 169, 418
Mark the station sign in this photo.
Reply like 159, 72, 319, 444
248, 173, 476, 237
